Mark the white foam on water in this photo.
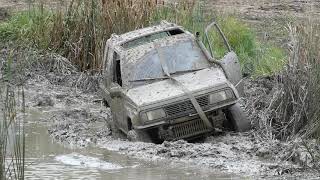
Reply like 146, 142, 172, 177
55, 153, 123, 170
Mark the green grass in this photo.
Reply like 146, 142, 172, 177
0, 9, 54, 49
0, 1, 286, 77
253, 44, 286, 76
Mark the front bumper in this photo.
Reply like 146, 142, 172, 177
135, 108, 226, 141
134, 100, 235, 130
158, 110, 225, 140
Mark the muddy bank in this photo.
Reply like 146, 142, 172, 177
24, 74, 111, 148
99, 134, 308, 177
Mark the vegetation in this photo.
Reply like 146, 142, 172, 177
249, 18, 320, 142
0, 53, 26, 179
248, 19, 320, 171
275, 21, 320, 140
0, 0, 285, 76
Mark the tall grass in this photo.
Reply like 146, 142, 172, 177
280, 20, 320, 139
255, 19, 320, 141
49, 0, 159, 71
267, 20, 320, 171
0, 0, 285, 75
0, 54, 26, 179
0, 9, 54, 49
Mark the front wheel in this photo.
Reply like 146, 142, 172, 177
127, 129, 152, 143
224, 103, 251, 132
102, 98, 110, 107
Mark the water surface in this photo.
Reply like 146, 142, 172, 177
24, 109, 232, 180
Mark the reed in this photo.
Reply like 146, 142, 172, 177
0, 0, 285, 76
0, 52, 26, 180
50, 0, 158, 71
252, 19, 320, 141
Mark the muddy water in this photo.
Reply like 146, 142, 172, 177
24, 109, 231, 180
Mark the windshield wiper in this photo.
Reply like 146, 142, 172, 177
170, 68, 205, 75
129, 77, 170, 82
129, 69, 205, 82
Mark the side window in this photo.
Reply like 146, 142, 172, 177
113, 52, 122, 86
206, 25, 230, 60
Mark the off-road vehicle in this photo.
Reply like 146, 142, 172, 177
100, 21, 250, 143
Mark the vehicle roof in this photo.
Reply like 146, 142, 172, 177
108, 21, 186, 48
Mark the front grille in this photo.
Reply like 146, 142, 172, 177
171, 119, 211, 139
164, 95, 208, 116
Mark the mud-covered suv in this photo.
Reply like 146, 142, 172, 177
100, 21, 250, 142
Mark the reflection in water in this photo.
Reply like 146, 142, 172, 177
24, 109, 230, 180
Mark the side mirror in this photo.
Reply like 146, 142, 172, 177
109, 84, 123, 98
195, 32, 200, 38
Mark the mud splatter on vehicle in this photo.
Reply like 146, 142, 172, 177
100, 21, 250, 143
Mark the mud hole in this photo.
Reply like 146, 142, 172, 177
1, 33, 319, 180
0, 43, 311, 177
18, 64, 317, 178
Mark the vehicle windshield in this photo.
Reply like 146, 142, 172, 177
126, 39, 211, 87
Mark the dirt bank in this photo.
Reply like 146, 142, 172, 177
207, 0, 320, 21
24, 71, 111, 148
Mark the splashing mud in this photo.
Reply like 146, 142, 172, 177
55, 153, 123, 170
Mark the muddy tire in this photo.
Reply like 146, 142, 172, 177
127, 130, 152, 143
102, 98, 109, 107
110, 121, 126, 139
224, 103, 251, 132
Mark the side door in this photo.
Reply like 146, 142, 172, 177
205, 21, 244, 96
109, 51, 128, 133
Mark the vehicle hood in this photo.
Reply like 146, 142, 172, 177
126, 67, 230, 107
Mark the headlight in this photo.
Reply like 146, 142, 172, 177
142, 108, 166, 121
209, 90, 233, 104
